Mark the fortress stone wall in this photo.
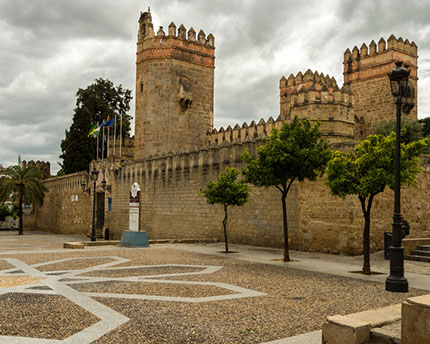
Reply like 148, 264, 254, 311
31, 142, 430, 254
28, 9, 428, 255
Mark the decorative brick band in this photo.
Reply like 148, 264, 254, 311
344, 61, 418, 83
138, 46, 215, 68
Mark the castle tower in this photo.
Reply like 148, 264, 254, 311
279, 70, 355, 143
134, 9, 215, 159
343, 35, 418, 133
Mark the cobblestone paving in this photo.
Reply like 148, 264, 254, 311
0, 233, 427, 344
0, 253, 265, 343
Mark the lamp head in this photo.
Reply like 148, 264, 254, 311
388, 61, 410, 97
91, 168, 99, 181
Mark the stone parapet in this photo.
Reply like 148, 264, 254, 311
206, 116, 283, 147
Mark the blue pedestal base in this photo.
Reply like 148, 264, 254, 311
120, 230, 150, 247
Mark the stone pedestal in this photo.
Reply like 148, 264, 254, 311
401, 294, 430, 344
322, 315, 370, 344
120, 230, 150, 247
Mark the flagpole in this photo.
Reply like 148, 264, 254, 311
119, 113, 123, 157
96, 135, 99, 160
113, 114, 117, 156
102, 126, 105, 159
107, 127, 110, 157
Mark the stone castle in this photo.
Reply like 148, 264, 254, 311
27, 9, 430, 255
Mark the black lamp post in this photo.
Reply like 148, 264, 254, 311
385, 61, 410, 293
90, 167, 99, 242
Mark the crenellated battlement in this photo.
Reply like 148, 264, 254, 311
136, 8, 215, 69
344, 35, 418, 84
278, 70, 355, 141
344, 35, 417, 63
344, 35, 418, 127
206, 115, 285, 147
280, 69, 338, 89
279, 70, 354, 112
22, 160, 51, 178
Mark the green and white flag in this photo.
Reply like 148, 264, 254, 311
92, 126, 101, 138
88, 125, 101, 138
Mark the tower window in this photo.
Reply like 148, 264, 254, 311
140, 82, 144, 93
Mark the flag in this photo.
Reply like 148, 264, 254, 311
88, 125, 101, 138
87, 124, 97, 137
100, 116, 114, 128
91, 126, 101, 138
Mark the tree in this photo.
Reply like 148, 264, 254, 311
200, 167, 250, 253
374, 117, 423, 143
418, 116, 430, 137
60, 78, 132, 174
0, 158, 48, 235
242, 117, 331, 261
326, 133, 428, 274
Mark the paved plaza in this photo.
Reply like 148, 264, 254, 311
0, 231, 429, 344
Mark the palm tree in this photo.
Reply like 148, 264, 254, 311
0, 158, 48, 235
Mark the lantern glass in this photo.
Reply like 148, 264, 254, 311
390, 79, 400, 97
400, 78, 409, 97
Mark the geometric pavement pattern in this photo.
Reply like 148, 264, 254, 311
0, 256, 267, 344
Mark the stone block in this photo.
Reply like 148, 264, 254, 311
322, 315, 370, 344
63, 242, 85, 249
349, 304, 401, 327
401, 294, 430, 344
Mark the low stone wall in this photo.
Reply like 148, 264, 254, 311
31, 172, 92, 236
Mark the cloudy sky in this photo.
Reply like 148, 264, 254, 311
1, 0, 430, 174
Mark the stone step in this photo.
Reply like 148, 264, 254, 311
405, 254, 430, 262
417, 244, 430, 251
365, 320, 401, 344
87, 232, 104, 239
409, 249, 430, 257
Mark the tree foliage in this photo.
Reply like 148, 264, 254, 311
0, 157, 48, 235
373, 117, 423, 143
418, 116, 430, 137
326, 133, 428, 274
242, 117, 331, 261
200, 167, 249, 253
60, 78, 132, 174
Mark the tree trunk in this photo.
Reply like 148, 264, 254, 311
281, 192, 290, 262
359, 194, 374, 275
223, 204, 229, 253
18, 193, 23, 236
363, 213, 371, 274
